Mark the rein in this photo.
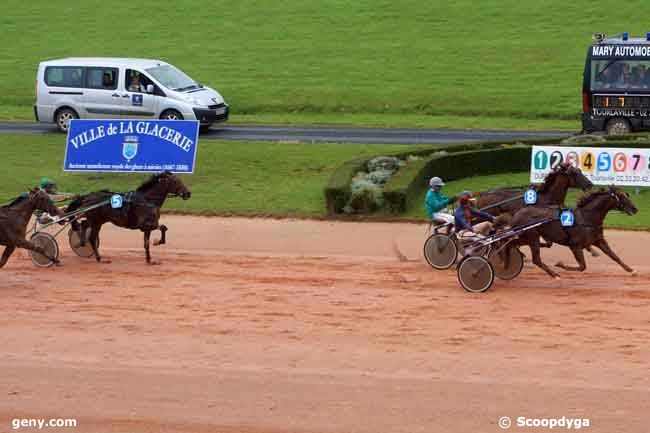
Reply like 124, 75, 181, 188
478, 193, 525, 212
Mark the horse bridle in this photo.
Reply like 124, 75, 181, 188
608, 189, 630, 212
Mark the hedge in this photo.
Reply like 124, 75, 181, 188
324, 137, 566, 215
383, 146, 532, 213
323, 135, 650, 216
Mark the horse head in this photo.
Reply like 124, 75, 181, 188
158, 171, 191, 200
30, 188, 63, 217
555, 163, 593, 191
608, 186, 638, 215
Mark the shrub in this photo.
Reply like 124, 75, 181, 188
383, 146, 531, 213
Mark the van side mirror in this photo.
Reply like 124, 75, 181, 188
146, 84, 154, 94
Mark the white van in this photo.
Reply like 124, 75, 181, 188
34, 58, 229, 132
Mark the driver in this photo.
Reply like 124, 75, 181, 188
128, 74, 147, 93
454, 191, 495, 238
425, 176, 458, 225
36, 178, 75, 225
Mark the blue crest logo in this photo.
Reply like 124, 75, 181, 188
122, 136, 138, 161
132, 94, 143, 106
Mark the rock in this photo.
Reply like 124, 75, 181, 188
367, 156, 401, 172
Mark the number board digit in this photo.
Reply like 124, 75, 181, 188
597, 152, 611, 172
550, 151, 563, 170
534, 151, 548, 170
565, 151, 579, 168
613, 152, 627, 172
631, 154, 644, 172
581, 152, 594, 172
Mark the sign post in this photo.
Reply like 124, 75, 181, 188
64, 119, 199, 173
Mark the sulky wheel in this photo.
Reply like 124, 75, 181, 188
457, 255, 494, 293
423, 233, 458, 270
29, 232, 60, 268
488, 247, 524, 280
68, 228, 96, 258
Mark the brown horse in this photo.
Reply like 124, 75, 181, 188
477, 163, 594, 215
503, 187, 637, 279
477, 162, 597, 255
66, 171, 191, 264
0, 189, 64, 268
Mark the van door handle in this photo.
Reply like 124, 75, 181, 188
122, 94, 130, 98
112, 93, 120, 97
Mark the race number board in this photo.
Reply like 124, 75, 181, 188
531, 146, 650, 187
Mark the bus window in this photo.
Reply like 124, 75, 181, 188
592, 60, 650, 91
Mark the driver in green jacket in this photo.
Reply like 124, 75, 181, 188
36, 178, 75, 225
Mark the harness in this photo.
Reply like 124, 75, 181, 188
115, 191, 160, 229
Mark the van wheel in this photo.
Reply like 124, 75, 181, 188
606, 118, 630, 136
55, 108, 78, 133
160, 109, 183, 121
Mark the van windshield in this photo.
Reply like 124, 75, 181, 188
591, 59, 650, 91
145, 64, 199, 91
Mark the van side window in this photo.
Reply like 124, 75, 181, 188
592, 60, 650, 91
126, 69, 153, 93
86, 67, 118, 90
44, 66, 84, 88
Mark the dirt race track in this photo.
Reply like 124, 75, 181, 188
1, 216, 649, 433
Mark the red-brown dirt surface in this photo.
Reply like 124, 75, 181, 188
1, 217, 649, 433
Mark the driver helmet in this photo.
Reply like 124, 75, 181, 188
39, 178, 56, 189
458, 190, 473, 204
429, 177, 445, 188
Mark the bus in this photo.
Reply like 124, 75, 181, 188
582, 32, 650, 135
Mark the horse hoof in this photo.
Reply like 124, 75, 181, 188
631, 269, 638, 276
555, 261, 564, 268
100, 258, 112, 264
148, 260, 161, 266
553, 276, 561, 281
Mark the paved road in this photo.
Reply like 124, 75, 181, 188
0, 122, 571, 145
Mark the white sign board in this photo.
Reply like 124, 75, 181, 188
530, 146, 650, 187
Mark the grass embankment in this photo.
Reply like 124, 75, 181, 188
0, 134, 424, 217
404, 172, 650, 229
2, 0, 647, 129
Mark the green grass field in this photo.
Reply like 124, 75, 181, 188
0, 134, 423, 217
1, 133, 647, 228
405, 172, 650, 229
2, 1, 647, 129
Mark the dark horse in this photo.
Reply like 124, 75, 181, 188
502, 187, 637, 279
66, 171, 191, 264
477, 162, 597, 255
477, 163, 594, 215
0, 189, 64, 267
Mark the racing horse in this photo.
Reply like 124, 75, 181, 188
66, 171, 191, 264
0, 189, 64, 268
476, 162, 598, 256
500, 187, 637, 279
477, 163, 594, 215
